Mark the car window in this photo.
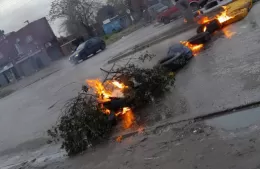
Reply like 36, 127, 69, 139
76, 42, 87, 51
205, 1, 218, 10
90, 38, 98, 44
153, 3, 166, 11
167, 44, 184, 57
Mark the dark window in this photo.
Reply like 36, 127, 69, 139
205, 1, 218, 10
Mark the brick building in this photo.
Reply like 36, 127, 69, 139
0, 17, 63, 86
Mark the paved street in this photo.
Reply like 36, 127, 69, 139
123, 3, 260, 122
0, 19, 190, 168
11, 106, 260, 169
1, 2, 260, 168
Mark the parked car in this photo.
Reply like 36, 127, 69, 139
69, 37, 106, 64
199, 0, 232, 14
157, 0, 208, 24
158, 43, 193, 71
148, 3, 169, 19
157, 5, 181, 24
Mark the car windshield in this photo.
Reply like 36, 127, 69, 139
167, 44, 184, 57
205, 1, 218, 10
76, 42, 86, 51
152, 3, 167, 11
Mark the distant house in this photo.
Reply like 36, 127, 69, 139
0, 17, 63, 86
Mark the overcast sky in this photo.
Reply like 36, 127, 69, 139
0, 0, 63, 36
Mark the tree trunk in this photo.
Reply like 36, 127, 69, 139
80, 22, 95, 37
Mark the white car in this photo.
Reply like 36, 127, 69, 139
200, 0, 232, 14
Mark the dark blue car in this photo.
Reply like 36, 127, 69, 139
69, 37, 106, 64
158, 43, 193, 71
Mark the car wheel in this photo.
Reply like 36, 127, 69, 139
188, 32, 211, 45
163, 17, 170, 24
100, 42, 106, 50
190, 2, 199, 11
82, 54, 88, 60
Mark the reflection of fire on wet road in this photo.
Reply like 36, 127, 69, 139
181, 6, 239, 55
222, 29, 236, 39
198, 6, 234, 25
86, 79, 135, 129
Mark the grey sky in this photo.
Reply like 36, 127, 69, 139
0, 0, 62, 36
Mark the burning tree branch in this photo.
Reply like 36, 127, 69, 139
48, 52, 174, 156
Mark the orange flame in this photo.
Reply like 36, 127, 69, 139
198, 16, 211, 25
86, 79, 135, 129
122, 108, 135, 129
116, 135, 123, 142
203, 26, 207, 32
198, 6, 234, 25
86, 79, 112, 102
112, 80, 126, 89
180, 41, 203, 56
216, 6, 233, 24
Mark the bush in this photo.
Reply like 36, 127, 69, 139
48, 53, 175, 156
48, 93, 112, 156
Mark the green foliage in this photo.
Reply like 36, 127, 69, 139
116, 65, 175, 108
48, 53, 175, 156
48, 93, 112, 156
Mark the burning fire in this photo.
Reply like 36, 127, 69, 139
122, 108, 135, 129
86, 79, 135, 128
116, 135, 123, 142
198, 6, 234, 25
216, 6, 233, 24
86, 79, 112, 102
112, 80, 127, 89
181, 41, 204, 56
203, 26, 207, 32
197, 16, 211, 25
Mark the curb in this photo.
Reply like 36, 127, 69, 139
111, 100, 260, 141
107, 23, 197, 64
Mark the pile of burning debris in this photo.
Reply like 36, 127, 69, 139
48, 54, 175, 156
181, 5, 248, 54
157, 7, 240, 72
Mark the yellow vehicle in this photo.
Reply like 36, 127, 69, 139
222, 0, 252, 26
226, 0, 252, 15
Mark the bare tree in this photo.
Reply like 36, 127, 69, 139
96, 5, 116, 24
107, 0, 128, 15
49, 0, 102, 36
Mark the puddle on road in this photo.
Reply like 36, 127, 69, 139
206, 107, 260, 131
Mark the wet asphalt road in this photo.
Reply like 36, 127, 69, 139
124, 3, 260, 122
1, 2, 260, 166
0, 19, 187, 165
